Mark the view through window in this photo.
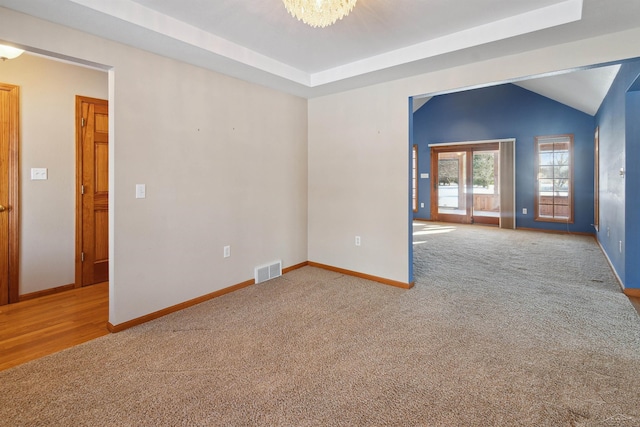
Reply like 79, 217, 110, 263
535, 135, 574, 223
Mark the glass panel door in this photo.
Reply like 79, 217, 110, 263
437, 151, 468, 219
472, 150, 500, 225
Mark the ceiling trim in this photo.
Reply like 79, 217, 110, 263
311, 0, 584, 86
68, 0, 583, 89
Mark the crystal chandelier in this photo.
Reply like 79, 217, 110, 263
282, 0, 358, 28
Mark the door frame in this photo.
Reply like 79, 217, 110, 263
1, 83, 20, 305
430, 142, 500, 225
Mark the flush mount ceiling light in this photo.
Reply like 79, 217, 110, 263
0, 44, 24, 61
282, 0, 357, 28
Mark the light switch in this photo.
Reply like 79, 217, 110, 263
135, 184, 146, 199
31, 168, 47, 180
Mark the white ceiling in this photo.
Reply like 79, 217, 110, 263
1, 0, 639, 112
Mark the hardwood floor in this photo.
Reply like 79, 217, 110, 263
0, 282, 109, 371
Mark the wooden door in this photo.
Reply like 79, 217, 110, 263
76, 96, 109, 287
0, 83, 19, 305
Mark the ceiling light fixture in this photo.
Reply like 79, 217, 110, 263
0, 44, 24, 61
282, 0, 357, 28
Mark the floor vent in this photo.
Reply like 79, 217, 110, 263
254, 260, 282, 284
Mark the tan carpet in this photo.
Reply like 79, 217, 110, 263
1, 223, 639, 426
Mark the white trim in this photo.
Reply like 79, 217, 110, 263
428, 138, 515, 148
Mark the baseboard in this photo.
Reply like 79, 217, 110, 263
19, 283, 75, 302
515, 227, 595, 237
107, 279, 255, 333
307, 261, 414, 289
283, 261, 308, 274
107, 261, 311, 333
107, 260, 412, 333
624, 288, 640, 298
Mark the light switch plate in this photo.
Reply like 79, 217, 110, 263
31, 168, 47, 180
135, 184, 146, 199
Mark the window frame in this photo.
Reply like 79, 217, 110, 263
534, 134, 574, 223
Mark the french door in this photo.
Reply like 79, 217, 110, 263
431, 143, 500, 225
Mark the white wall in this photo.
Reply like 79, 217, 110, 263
0, 8, 308, 325
0, 53, 107, 295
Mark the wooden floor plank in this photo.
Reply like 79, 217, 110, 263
0, 282, 109, 371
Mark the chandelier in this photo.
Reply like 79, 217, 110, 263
282, 0, 358, 28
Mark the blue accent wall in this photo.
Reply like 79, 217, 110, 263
413, 84, 595, 233
625, 90, 640, 289
596, 59, 640, 289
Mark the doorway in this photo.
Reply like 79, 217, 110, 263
431, 143, 500, 225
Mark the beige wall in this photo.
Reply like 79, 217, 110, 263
0, 53, 107, 295
0, 8, 308, 325
3, 7, 640, 324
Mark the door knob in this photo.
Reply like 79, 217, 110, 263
0, 205, 5, 212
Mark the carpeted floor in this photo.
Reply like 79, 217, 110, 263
1, 223, 639, 426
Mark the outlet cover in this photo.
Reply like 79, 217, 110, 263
135, 184, 146, 199
31, 168, 47, 180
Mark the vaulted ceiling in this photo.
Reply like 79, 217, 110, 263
1, 0, 639, 113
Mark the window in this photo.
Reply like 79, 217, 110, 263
534, 135, 574, 223
412, 145, 418, 212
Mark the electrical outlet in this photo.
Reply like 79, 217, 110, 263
224, 245, 230, 258
135, 184, 146, 199
355, 236, 361, 246
420, 203, 424, 208
522, 208, 528, 215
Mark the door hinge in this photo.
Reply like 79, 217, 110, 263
81, 252, 85, 262
81, 117, 86, 127
81, 184, 85, 195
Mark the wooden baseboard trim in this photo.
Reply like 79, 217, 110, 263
624, 288, 640, 298
107, 260, 412, 333
107, 261, 311, 333
19, 283, 75, 302
107, 279, 255, 333
283, 261, 308, 274
307, 261, 414, 289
